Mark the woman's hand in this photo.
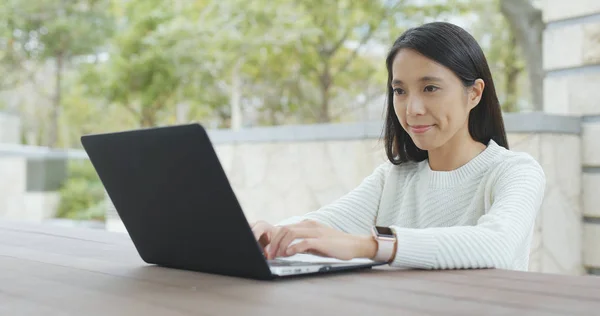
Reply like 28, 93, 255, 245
250, 220, 277, 257
285, 234, 377, 261
252, 219, 377, 261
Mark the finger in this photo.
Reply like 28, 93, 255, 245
276, 229, 301, 258
258, 233, 270, 249
251, 222, 270, 242
268, 227, 288, 260
286, 238, 319, 256
271, 226, 325, 259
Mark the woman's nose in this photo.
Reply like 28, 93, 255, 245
406, 96, 426, 116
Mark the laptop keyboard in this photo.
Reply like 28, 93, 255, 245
268, 259, 323, 267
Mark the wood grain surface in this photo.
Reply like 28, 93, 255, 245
1, 220, 599, 316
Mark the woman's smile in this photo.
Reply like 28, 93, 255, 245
409, 124, 434, 134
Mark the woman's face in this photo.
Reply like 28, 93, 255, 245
391, 48, 484, 151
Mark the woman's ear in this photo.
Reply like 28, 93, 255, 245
468, 79, 485, 110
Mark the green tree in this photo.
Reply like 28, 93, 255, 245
470, 0, 527, 112
0, 0, 114, 147
231, 0, 473, 125
500, 0, 544, 111
56, 159, 106, 222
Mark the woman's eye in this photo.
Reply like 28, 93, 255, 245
393, 88, 405, 95
424, 85, 439, 92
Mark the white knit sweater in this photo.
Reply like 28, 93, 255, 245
279, 140, 546, 271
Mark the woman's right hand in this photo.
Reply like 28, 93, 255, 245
251, 219, 347, 260
250, 221, 277, 257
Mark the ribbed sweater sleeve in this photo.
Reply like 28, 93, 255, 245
389, 156, 546, 269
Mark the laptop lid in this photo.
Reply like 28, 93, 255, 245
81, 124, 274, 280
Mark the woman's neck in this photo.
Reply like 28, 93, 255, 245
427, 129, 487, 172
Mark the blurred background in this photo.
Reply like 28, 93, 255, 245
0, 0, 598, 276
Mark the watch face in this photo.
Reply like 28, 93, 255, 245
375, 226, 394, 237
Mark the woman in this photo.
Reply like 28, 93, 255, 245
252, 22, 546, 271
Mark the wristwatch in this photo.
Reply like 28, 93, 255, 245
371, 226, 397, 262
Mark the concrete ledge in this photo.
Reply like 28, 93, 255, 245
583, 222, 600, 268
207, 121, 384, 144
583, 123, 600, 166
583, 115, 600, 122
0, 114, 584, 147
546, 13, 600, 29
502, 112, 581, 134
207, 113, 581, 144
0, 144, 88, 159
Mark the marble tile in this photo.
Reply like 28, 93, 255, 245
213, 144, 235, 175
543, 21, 600, 70
326, 140, 379, 192
545, 72, 600, 116
543, 24, 583, 70
540, 185, 583, 274
528, 251, 542, 273
583, 173, 600, 217
528, 216, 544, 273
0, 157, 27, 220
536, 135, 583, 275
543, 75, 570, 115
541, 251, 568, 275
1, 192, 60, 222
567, 75, 600, 116
0, 157, 26, 194
508, 133, 540, 161
583, 223, 600, 268
582, 123, 600, 166
583, 23, 600, 65
539, 135, 582, 208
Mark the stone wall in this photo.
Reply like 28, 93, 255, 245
543, 0, 600, 274
101, 113, 585, 275
0, 114, 67, 222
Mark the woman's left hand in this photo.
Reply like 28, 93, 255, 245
266, 220, 377, 261
284, 234, 377, 261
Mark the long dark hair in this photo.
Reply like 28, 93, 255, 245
383, 22, 508, 165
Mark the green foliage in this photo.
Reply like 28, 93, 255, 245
470, 0, 527, 112
1, 0, 533, 220
0, 0, 115, 147
1, 0, 114, 60
56, 160, 106, 222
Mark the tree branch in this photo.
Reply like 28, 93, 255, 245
500, 0, 545, 111
331, 24, 377, 79
328, 27, 352, 56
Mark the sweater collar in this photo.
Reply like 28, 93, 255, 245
422, 139, 505, 188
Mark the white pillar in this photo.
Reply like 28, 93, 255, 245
542, 0, 600, 275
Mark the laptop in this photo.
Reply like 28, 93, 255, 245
81, 123, 385, 280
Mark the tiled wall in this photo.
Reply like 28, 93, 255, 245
543, 0, 600, 274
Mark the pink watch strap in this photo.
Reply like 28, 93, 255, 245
373, 235, 395, 262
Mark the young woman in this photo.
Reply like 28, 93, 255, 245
251, 22, 546, 271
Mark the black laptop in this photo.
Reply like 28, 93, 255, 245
81, 123, 384, 280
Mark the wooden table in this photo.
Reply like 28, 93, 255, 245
1, 220, 599, 316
